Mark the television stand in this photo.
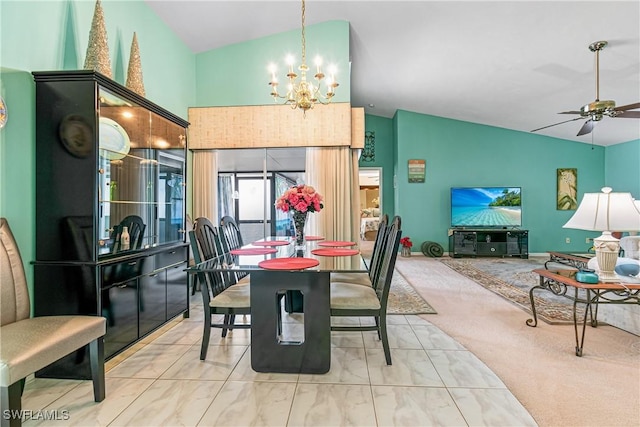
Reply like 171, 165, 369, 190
449, 228, 528, 258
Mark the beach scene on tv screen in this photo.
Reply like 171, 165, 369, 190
451, 187, 521, 227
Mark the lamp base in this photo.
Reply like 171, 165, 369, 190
594, 231, 620, 282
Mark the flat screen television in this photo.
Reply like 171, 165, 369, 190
451, 187, 522, 228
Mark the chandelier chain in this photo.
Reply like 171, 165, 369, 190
301, 0, 306, 64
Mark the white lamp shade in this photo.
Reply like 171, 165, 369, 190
563, 188, 640, 232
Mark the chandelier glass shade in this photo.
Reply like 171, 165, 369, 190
268, 0, 338, 113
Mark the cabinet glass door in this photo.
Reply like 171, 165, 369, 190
98, 87, 186, 256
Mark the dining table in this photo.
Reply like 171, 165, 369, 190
187, 237, 367, 374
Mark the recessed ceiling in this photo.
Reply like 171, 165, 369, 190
145, 0, 640, 147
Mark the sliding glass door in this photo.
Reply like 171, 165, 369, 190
216, 148, 305, 242
237, 174, 271, 243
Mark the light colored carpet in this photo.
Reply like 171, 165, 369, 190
394, 255, 640, 427
439, 256, 573, 323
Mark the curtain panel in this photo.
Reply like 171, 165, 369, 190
192, 151, 218, 222
305, 147, 360, 243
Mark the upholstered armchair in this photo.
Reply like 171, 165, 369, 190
0, 218, 106, 427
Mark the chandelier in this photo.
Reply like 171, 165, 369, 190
268, 0, 338, 113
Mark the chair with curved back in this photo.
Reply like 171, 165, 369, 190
185, 215, 200, 295
104, 215, 147, 316
330, 213, 389, 287
191, 217, 250, 359
329, 215, 402, 365
220, 215, 244, 249
111, 215, 146, 253
219, 215, 251, 283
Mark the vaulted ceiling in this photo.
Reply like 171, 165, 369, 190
146, 0, 640, 147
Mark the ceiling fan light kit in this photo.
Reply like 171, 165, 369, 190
580, 100, 615, 117
531, 40, 640, 137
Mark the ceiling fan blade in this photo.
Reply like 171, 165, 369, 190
615, 110, 640, 118
530, 116, 584, 133
614, 102, 640, 111
558, 110, 583, 115
577, 120, 594, 136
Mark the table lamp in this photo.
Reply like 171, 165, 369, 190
563, 187, 640, 282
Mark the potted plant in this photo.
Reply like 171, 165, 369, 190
400, 236, 412, 257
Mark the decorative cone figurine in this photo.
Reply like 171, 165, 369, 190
126, 32, 145, 96
84, 0, 112, 78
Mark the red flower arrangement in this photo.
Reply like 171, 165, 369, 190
400, 237, 413, 248
275, 184, 324, 214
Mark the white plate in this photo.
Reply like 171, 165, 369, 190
99, 117, 130, 160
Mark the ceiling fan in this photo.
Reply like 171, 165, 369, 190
531, 40, 640, 136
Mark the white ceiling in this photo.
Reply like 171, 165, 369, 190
145, 0, 640, 147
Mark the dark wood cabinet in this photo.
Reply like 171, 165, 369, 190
449, 229, 528, 259
32, 70, 189, 379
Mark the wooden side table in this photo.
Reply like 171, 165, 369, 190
528, 269, 640, 356
545, 251, 594, 270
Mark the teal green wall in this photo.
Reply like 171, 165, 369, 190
0, 69, 35, 271
392, 110, 607, 253
605, 139, 640, 196
1, 0, 637, 302
359, 114, 394, 216
195, 21, 350, 107
0, 0, 196, 302
0, 0, 195, 115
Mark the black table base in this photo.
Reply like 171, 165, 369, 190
250, 270, 331, 374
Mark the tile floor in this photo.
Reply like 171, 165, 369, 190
21, 293, 537, 426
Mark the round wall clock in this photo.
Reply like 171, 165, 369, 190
0, 95, 7, 129
59, 114, 93, 158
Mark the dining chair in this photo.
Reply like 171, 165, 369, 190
330, 213, 389, 287
220, 215, 249, 282
110, 215, 146, 253
329, 215, 402, 365
185, 215, 200, 295
219, 215, 289, 333
220, 215, 244, 248
104, 215, 148, 314
191, 218, 250, 359
195, 217, 250, 290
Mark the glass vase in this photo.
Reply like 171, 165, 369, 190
401, 246, 411, 257
292, 211, 308, 250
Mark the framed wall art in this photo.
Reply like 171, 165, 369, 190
408, 159, 426, 183
361, 130, 375, 162
557, 168, 577, 210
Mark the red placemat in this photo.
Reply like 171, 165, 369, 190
317, 240, 357, 247
251, 240, 290, 247
311, 248, 360, 257
258, 257, 319, 270
230, 248, 278, 255
305, 235, 325, 241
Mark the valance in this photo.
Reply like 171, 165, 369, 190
188, 104, 364, 149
